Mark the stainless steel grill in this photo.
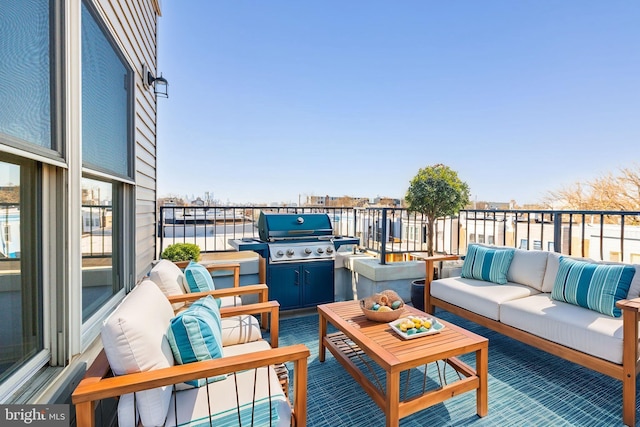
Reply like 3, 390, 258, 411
232, 212, 358, 309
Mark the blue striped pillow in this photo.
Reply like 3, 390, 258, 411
551, 257, 636, 317
184, 261, 216, 293
461, 245, 515, 285
167, 296, 225, 386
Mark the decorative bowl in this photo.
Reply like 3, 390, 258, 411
360, 290, 405, 322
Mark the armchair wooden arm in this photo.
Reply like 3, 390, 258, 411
72, 344, 310, 427
219, 301, 280, 348
168, 282, 270, 330
167, 286, 274, 340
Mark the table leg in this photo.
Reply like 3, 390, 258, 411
319, 312, 327, 362
385, 370, 400, 427
476, 345, 488, 417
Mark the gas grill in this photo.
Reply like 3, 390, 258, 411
231, 212, 358, 310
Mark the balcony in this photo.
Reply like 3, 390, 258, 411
74, 206, 640, 426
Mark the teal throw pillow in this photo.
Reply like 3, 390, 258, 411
551, 257, 636, 317
184, 261, 216, 293
460, 244, 515, 285
167, 296, 225, 386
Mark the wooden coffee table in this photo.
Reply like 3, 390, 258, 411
318, 300, 488, 427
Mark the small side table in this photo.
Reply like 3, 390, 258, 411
409, 253, 460, 313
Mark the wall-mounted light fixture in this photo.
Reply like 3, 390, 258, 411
143, 64, 168, 98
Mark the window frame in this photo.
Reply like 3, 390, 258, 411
78, 0, 135, 343
80, 0, 135, 182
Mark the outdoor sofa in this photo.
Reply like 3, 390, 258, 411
425, 244, 640, 426
72, 271, 309, 426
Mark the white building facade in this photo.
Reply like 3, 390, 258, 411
0, 0, 162, 418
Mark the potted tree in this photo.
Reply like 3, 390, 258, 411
405, 164, 470, 309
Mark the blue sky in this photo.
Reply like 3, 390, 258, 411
157, 1, 639, 206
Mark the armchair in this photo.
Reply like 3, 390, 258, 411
72, 280, 309, 427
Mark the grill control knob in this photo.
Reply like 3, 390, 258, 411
275, 250, 284, 258
316, 247, 324, 254
304, 248, 312, 255
326, 247, 334, 254
286, 249, 295, 257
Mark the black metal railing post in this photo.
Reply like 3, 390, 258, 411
379, 208, 387, 264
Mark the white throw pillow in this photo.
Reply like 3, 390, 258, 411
101, 280, 175, 426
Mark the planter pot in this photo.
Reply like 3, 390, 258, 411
410, 279, 426, 311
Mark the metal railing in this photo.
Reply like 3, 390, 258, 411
158, 206, 640, 264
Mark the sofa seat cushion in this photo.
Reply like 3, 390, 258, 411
500, 293, 626, 364
431, 277, 539, 321
221, 315, 263, 347
101, 280, 175, 426
222, 338, 272, 357
164, 363, 290, 427
461, 244, 515, 285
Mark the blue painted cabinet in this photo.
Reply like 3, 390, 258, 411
267, 261, 334, 310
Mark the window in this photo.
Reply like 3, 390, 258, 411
519, 239, 528, 249
0, 1, 53, 151
81, 177, 123, 320
80, 1, 133, 322
609, 251, 621, 262
0, 158, 42, 384
533, 240, 542, 250
488, 236, 495, 245
469, 233, 476, 243
478, 234, 485, 244
81, 2, 133, 179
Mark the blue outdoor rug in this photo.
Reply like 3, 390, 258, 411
269, 309, 637, 427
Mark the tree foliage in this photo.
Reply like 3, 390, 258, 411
544, 163, 640, 212
405, 164, 470, 256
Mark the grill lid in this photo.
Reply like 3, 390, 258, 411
258, 212, 334, 241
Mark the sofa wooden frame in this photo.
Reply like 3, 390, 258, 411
425, 284, 640, 426
73, 285, 309, 427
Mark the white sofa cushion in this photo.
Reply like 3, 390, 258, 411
222, 338, 272, 357
506, 249, 549, 291
164, 362, 290, 427
101, 280, 175, 426
431, 276, 539, 321
500, 293, 626, 364
221, 315, 262, 347
150, 259, 188, 310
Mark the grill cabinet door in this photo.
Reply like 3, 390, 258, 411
301, 261, 334, 307
268, 264, 302, 310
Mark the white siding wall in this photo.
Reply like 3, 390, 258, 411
93, 0, 161, 279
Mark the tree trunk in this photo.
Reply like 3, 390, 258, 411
427, 215, 435, 256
